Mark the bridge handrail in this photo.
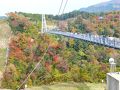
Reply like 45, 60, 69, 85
47, 30, 120, 49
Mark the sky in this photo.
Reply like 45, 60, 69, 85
0, 0, 110, 16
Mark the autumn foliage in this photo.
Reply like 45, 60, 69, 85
2, 12, 120, 89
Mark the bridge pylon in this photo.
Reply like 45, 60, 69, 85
41, 14, 47, 33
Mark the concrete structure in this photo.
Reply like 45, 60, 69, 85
107, 72, 120, 90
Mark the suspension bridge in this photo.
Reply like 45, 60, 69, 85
41, 14, 120, 49
1, 0, 120, 89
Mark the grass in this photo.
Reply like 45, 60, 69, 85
0, 20, 11, 88
0, 20, 11, 39
26, 82, 106, 90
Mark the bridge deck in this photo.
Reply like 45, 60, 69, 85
48, 31, 120, 49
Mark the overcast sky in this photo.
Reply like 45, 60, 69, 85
0, 0, 110, 16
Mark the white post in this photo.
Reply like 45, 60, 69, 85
41, 14, 47, 33
109, 58, 116, 73
107, 58, 119, 90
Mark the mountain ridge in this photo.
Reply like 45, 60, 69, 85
80, 0, 120, 12
0, 16, 6, 20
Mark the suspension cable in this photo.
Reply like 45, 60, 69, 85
61, 0, 68, 14
18, 0, 69, 89
58, 0, 64, 15
17, 45, 50, 90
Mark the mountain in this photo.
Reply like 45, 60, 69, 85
80, 0, 120, 12
0, 16, 6, 20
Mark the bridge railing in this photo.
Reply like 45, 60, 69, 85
47, 30, 120, 49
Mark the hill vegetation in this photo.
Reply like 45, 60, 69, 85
49, 11, 120, 38
1, 12, 120, 90
67, 11, 120, 38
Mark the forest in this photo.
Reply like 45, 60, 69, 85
1, 12, 120, 89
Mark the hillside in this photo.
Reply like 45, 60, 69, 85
1, 12, 120, 89
0, 20, 11, 71
0, 20, 11, 48
53, 11, 120, 38
0, 20, 11, 87
19, 11, 120, 38
80, 0, 120, 12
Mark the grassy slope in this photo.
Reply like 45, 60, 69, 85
0, 20, 11, 71
0, 48, 6, 71
27, 82, 106, 90
0, 20, 11, 87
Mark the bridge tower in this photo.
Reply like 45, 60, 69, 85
41, 14, 47, 33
